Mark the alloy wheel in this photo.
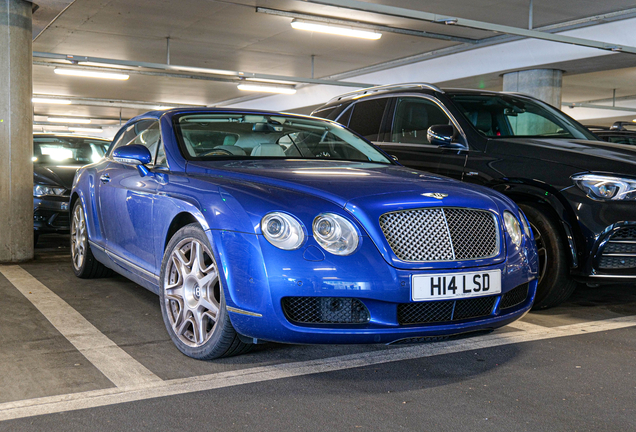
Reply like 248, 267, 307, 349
71, 204, 87, 271
164, 238, 221, 347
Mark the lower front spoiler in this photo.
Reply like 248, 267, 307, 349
228, 288, 534, 345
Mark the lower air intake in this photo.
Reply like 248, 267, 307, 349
282, 297, 370, 324
398, 296, 496, 325
500, 283, 529, 309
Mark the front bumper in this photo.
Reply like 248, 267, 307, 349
564, 187, 636, 282
34, 196, 70, 234
211, 230, 538, 345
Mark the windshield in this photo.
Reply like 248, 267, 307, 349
448, 93, 597, 140
174, 114, 391, 164
33, 136, 110, 165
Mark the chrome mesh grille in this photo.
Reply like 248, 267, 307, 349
379, 208, 499, 262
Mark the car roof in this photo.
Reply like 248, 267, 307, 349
126, 107, 336, 125
322, 83, 538, 106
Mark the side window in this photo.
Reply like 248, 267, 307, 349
155, 142, 168, 167
110, 123, 137, 153
347, 98, 388, 141
110, 120, 160, 164
391, 97, 450, 144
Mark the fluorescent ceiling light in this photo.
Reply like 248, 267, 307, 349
32, 97, 72, 105
69, 127, 103, 133
54, 68, 130, 80
291, 19, 381, 40
237, 83, 297, 94
245, 77, 297, 85
47, 117, 92, 124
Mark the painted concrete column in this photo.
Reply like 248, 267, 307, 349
0, 0, 33, 262
502, 68, 563, 109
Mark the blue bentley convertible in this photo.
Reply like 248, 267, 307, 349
70, 108, 538, 359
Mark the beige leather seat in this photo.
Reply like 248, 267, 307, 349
250, 143, 286, 157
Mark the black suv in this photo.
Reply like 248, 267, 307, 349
313, 84, 636, 309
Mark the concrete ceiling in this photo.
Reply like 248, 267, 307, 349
30, 0, 636, 133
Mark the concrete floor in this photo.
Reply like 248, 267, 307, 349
0, 234, 635, 431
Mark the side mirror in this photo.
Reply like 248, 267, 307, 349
112, 145, 153, 177
427, 124, 459, 147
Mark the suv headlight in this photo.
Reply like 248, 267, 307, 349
503, 211, 522, 247
261, 212, 305, 250
33, 184, 66, 197
572, 174, 636, 201
313, 213, 359, 256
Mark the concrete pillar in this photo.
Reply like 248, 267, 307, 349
502, 68, 563, 109
0, 0, 33, 262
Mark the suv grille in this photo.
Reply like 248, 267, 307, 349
398, 296, 496, 325
379, 208, 499, 262
598, 227, 636, 270
282, 297, 370, 324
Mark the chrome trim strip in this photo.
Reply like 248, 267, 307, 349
226, 306, 263, 317
589, 274, 636, 278
608, 240, 636, 244
90, 240, 159, 282
601, 253, 636, 257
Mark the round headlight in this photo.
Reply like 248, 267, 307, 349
312, 213, 359, 256
261, 212, 305, 250
503, 211, 522, 247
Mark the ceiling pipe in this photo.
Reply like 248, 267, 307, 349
305, 0, 636, 54
322, 7, 636, 82
32, 94, 197, 110
32, 52, 376, 89
255, 7, 477, 44
563, 102, 636, 113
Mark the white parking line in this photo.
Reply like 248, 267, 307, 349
0, 265, 161, 389
1, 314, 634, 422
506, 320, 549, 331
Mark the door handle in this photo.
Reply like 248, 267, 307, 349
100, 174, 111, 183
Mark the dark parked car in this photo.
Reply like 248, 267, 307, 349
33, 134, 110, 244
313, 84, 636, 309
588, 122, 636, 145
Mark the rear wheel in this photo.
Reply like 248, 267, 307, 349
159, 223, 252, 360
71, 200, 112, 278
518, 204, 577, 309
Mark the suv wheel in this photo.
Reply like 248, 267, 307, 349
519, 204, 577, 309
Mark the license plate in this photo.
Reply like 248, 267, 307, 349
412, 270, 501, 301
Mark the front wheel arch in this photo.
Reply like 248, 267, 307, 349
492, 183, 581, 269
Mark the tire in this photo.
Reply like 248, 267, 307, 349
159, 223, 252, 360
519, 204, 577, 309
34, 232, 39, 246
71, 200, 112, 279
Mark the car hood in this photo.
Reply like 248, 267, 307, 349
487, 137, 636, 173
187, 159, 512, 270
33, 164, 81, 190
186, 159, 499, 208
